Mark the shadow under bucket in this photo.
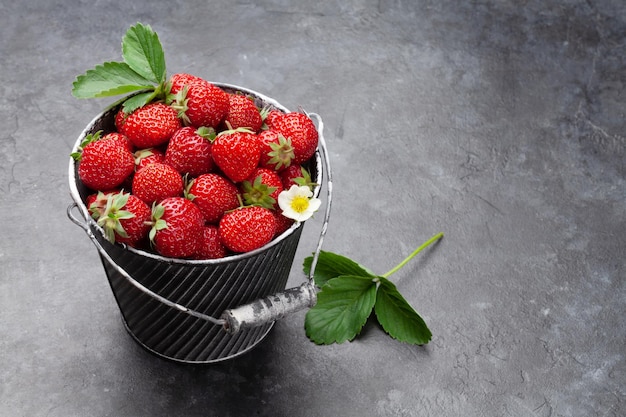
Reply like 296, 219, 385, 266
68, 83, 327, 363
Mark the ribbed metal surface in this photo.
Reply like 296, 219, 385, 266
96, 225, 303, 363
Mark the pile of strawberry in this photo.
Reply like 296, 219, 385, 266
73, 72, 318, 260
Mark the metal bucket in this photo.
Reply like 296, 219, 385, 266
67, 83, 331, 363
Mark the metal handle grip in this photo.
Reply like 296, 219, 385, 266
221, 282, 317, 334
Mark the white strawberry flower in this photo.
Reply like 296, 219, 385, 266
278, 185, 321, 222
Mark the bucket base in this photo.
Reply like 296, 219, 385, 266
118, 313, 275, 364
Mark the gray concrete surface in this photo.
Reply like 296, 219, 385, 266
1, 0, 625, 416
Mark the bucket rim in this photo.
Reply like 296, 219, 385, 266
68, 82, 323, 265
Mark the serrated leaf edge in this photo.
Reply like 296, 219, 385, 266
71, 61, 155, 99
374, 278, 432, 345
304, 275, 377, 345
122, 22, 166, 85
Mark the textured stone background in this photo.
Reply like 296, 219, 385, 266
1, 1, 624, 416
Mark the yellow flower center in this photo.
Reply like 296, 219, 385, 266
290, 196, 310, 213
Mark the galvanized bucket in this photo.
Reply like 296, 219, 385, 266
67, 83, 332, 363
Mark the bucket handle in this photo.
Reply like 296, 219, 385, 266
67, 111, 331, 333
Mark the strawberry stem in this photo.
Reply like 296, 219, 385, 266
381, 232, 444, 278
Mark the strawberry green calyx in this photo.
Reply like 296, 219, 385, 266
134, 148, 156, 163
223, 194, 259, 215
242, 175, 278, 209
164, 80, 176, 104
217, 125, 256, 137
259, 106, 271, 122
183, 176, 195, 200
293, 166, 317, 189
148, 203, 167, 243
95, 192, 135, 243
259, 105, 281, 130
170, 86, 193, 125
196, 126, 217, 142
267, 134, 295, 170
88, 191, 112, 219
70, 130, 103, 161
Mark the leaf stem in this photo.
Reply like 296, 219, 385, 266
382, 232, 444, 278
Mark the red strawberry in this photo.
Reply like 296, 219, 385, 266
91, 191, 151, 247
241, 167, 283, 208
115, 109, 127, 133
186, 173, 240, 224
150, 197, 204, 258
132, 162, 184, 204
280, 164, 316, 190
168, 73, 206, 95
118, 102, 181, 148
165, 126, 215, 177
211, 130, 260, 183
102, 132, 134, 153
225, 94, 263, 132
171, 80, 229, 128
76, 132, 135, 191
219, 206, 277, 253
134, 147, 165, 171
86, 190, 119, 217
271, 112, 318, 164
272, 209, 295, 237
193, 225, 228, 260
257, 129, 295, 171
71, 130, 103, 159
263, 109, 284, 130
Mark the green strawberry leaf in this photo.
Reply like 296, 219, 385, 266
304, 275, 377, 344
303, 250, 376, 287
122, 91, 157, 114
374, 277, 432, 345
72, 61, 155, 98
122, 23, 166, 85
303, 233, 443, 346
